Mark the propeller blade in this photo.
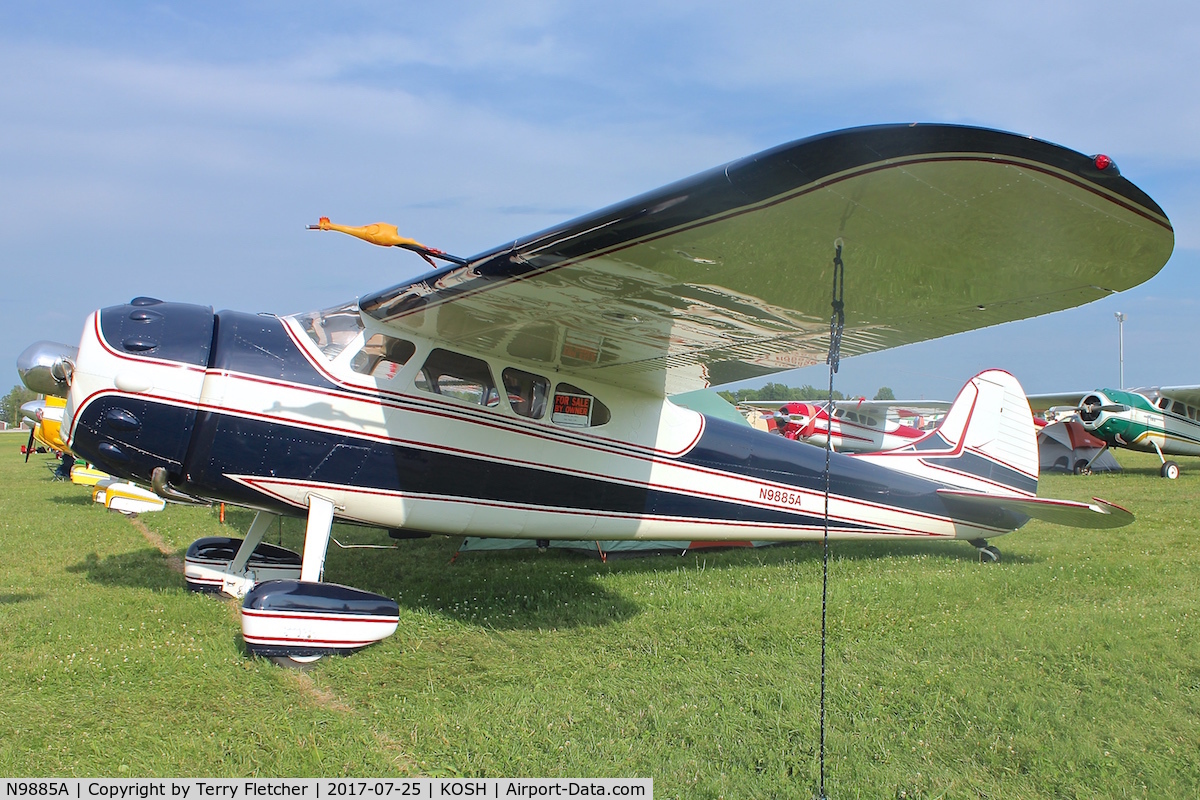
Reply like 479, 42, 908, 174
1076, 403, 1129, 414
25, 427, 35, 463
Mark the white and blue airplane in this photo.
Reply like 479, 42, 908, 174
18, 123, 1173, 666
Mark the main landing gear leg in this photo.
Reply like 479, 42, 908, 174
183, 511, 300, 595
220, 511, 280, 598
969, 538, 1001, 564
267, 494, 335, 670
239, 493, 401, 669
1150, 441, 1180, 479
300, 493, 335, 583
1075, 444, 1111, 475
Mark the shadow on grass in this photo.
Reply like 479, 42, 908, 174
47, 492, 96, 506
314, 533, 1032, 631
0, 592, 44, 604
66, 549, 185, 592
147, 506, 1036, 631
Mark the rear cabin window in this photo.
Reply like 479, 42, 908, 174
296, 304, 364, 361
551, 382, 611, 428
415, 348, 499, 407
502, 368, 550, 419
351, 334, 415, 380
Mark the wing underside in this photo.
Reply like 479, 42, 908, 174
359, 124, 1174, 396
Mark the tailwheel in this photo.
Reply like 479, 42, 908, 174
969, 539, 1001, 563
1161, 461, 1180, 480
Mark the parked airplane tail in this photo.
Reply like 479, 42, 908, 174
856, 370, 1040, 497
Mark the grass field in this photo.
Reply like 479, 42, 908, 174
1, 428, 1197, 798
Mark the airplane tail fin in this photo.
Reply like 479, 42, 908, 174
857, 370, 1040, 496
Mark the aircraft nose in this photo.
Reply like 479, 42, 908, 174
66, 298, 215, 483
1079, 393, 1105, 424
17, 340, 78, 397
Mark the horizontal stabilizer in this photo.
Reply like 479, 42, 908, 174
937, 489, 1133, 529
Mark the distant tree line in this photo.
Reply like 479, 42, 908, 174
717, 383, 896, 404
3, 384, 38, 426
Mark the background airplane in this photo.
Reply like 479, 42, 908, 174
17, 123, 1174, 665
740, 398, 950, 452
19, 396, 68, 459
1029, 386, 1200, 478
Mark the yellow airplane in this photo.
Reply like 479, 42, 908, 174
20, 396, 69, 459
21, 396, 118, 486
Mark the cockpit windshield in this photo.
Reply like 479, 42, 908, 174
294, 303, 364, 360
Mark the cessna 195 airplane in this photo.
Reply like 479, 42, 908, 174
1029, 385, 1200, 478
18, 123, 1174, 666
741, 398, 949, 452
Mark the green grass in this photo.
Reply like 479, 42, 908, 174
1, 428, 1197, 798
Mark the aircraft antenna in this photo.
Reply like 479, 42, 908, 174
814, 238, 845, 799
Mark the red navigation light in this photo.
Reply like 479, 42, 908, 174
1094, 154, 1113, 171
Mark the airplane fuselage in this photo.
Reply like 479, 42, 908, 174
769, 402, 925, 453
1080, 389, 1200, 457
62, 299, 1034, 546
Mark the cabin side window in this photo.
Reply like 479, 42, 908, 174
295, 303, 364, 361
502, 367, 550, 419
1172, 401, 1187, 416
551, 382, 611, 428
415, 348, 499, 407
1158, 397, 1170, 410
351, 334, 416, 380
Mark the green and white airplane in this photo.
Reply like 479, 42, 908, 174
1029, 386, 1200, 479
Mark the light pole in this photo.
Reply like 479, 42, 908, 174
1115, 312, 1126, 389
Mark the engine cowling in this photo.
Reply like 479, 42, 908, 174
64, 298, 215, 484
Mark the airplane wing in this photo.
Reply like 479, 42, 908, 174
357, 123, 1174, 396
937, 489, 1134, 529
736, 398, 951, 415
1026, 392, 1090, 412
1157, 385, 1200, 407
737, 400, 819, 409
831, 398, 951, 415
1029, 386, 1200, 414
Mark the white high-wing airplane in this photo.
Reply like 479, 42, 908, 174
17, 124, 1174, 666
1029, 386, 1200, 478
740, 398, 949, 452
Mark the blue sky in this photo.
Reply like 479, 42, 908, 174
3, 1, 1197, 401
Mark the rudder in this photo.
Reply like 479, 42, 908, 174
857, 370, 1040, 496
